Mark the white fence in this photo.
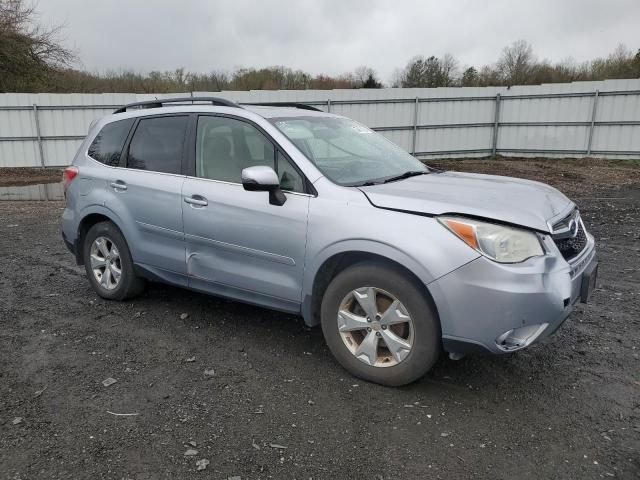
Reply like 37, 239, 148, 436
1, 78, 639, 168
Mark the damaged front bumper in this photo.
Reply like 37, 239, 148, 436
429, 232, 597, 355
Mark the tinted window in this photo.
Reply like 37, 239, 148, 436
196, 116, 305, 192
127, 116, 188, 174
88, 118, 134, 166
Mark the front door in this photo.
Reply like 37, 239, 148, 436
182, 115, 310, 311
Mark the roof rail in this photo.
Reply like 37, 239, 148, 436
113, 96, 239, 114
241, 102, 324, 112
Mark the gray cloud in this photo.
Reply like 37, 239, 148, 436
39, 0, 640, 83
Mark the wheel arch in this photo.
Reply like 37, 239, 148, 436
75, 206, 128, 265
302, 246, 440, 328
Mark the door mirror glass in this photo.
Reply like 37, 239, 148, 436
241, 166, 286, 205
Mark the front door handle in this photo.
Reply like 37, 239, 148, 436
110, 180, 127, 191
184, 195, 208, 207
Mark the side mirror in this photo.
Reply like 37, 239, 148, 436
241, 166, 286, 206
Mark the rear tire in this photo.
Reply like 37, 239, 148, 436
321, 261, 440, 386
82, 221, 145, 300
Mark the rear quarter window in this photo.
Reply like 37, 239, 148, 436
87, 118, 135, 166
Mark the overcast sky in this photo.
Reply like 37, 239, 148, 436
38, 0, 640, 82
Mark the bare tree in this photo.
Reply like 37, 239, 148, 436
440, 53, 459, 86
0, 0, 75, 91
208, 70, 229, 91
478, 65, 501, 87
497, 40, 534, 85
400, 56, 431, 87
350, 65, 382, 88
605, 44, 636, 78
353, 65, 375, 87
389, 67, 404, 88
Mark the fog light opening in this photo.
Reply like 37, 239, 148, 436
496, 323, 549, 352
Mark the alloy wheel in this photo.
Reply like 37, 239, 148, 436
89, 236, 122, 290
337, 287, 414, 367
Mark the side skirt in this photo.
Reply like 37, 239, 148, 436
134, 263, 302, 316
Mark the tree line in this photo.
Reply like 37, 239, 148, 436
395, 41, 640, 88
50, 65, 383, 93
1, 0, 638, 93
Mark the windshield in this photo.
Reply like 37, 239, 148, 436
269, 116, 429, 186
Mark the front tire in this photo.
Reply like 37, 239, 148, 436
321, 262, 441, 386
82, 221, 145, 300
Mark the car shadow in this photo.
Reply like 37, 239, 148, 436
131, 281, 561, 397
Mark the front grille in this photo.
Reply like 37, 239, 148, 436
553, 220, 587, 261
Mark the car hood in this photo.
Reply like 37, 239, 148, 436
358, 171, 574, 232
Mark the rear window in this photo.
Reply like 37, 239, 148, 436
87, 118, 134, 166
126, 116, 188, 174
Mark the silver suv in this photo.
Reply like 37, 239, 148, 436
61, 97, 598, 386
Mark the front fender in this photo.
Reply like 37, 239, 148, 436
301, 189, 481, 326
303, 239, 436, 299
302, 239, 436, 327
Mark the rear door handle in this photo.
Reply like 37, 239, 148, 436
110, 180, 127, 191
184, 195, 208, 207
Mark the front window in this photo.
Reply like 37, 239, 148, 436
270, 116, 429, 186
195, 115, 306, 193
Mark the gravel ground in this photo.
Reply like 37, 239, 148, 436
0, 159, 638, 479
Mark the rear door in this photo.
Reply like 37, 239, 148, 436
182, 114, 311, 310
106, 114, 189, 280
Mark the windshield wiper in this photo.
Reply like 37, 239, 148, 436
381, 170, 430, 184
351, 180, 382, 187
348, 170, 430, 187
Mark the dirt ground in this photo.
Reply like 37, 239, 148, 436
0, 159, 638, 479
0, 168, 62, 187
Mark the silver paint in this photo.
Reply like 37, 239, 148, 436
62, 104, 597, 359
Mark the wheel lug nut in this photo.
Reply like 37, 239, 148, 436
382, 325, 387, 330
367, 327, 371, 332
375, 314, 381, 320
366, 317, 371, 322
376, 332, 381, 337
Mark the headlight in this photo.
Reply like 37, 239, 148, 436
438, 216, 544, 263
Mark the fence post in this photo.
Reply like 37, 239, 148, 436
326, 98, 331, 113
412, 96, 419, 155
32, 104, 45, 167
586, 89, 599, 155
491, 93, 501, 157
